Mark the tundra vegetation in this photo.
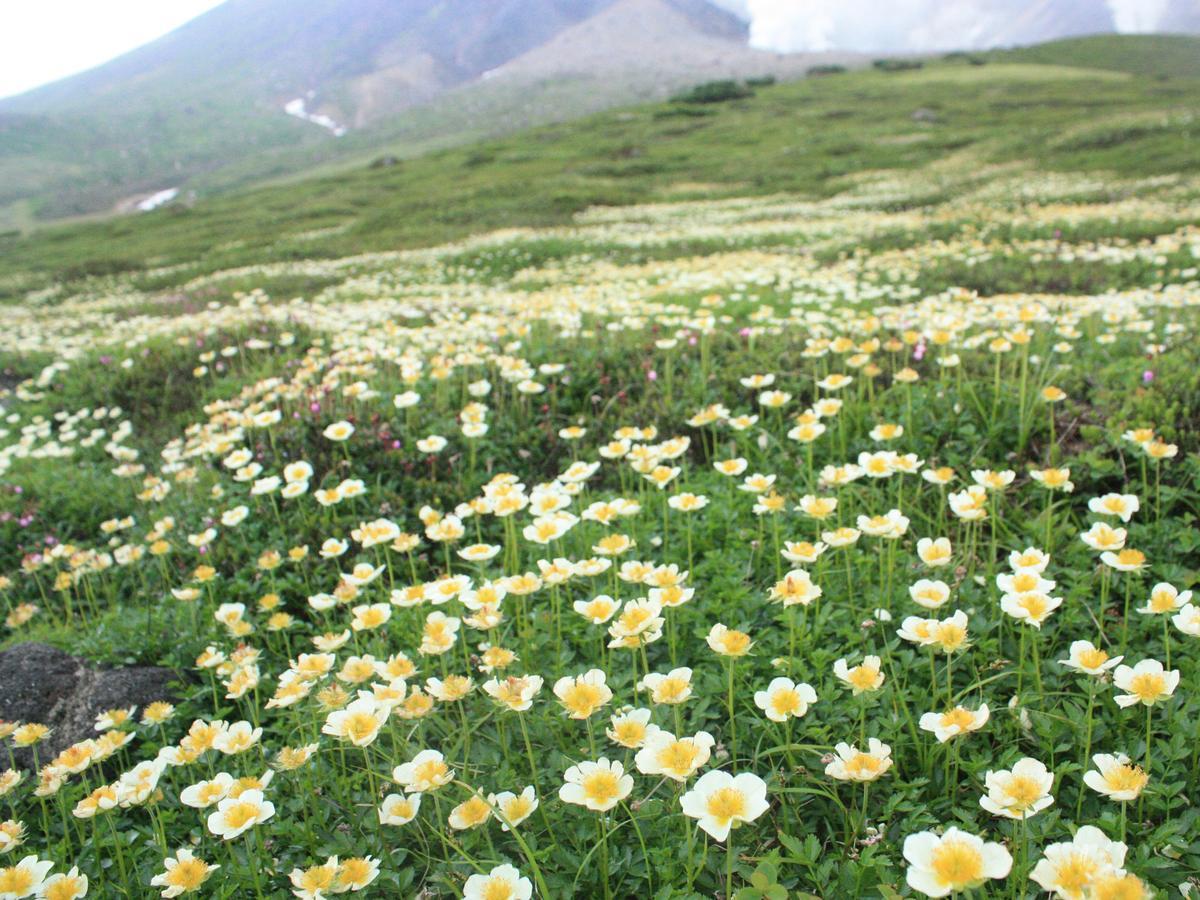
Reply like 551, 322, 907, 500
0, 36, 1197, 900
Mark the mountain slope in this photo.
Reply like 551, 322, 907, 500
486, 0, 799, 83
1, 33, 1197, 301
2, 0, 1198, 229
0, 0, 771, 224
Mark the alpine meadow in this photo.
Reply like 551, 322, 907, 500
2, 29, 1200, 900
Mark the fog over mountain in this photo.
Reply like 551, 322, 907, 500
711, 0, 1198, 51
2, 0, 1198, 225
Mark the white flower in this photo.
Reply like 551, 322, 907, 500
1087, 493, 1139, 523
638, 668, 693, 705
917, 537, 952, 567
463, 864, 532, 900
149, 849, 220, 898
918, 704, 989, 742
824, 739, 892, 782
558, 758, 632, 812
679, 770, 769, 841
1139, 582, 1191, 615
1173, 603, 1200, 637
634, 729, 714, 781
1058, 640, 1122, 675
1029, 825, 1127, 899
392, 750, 454, 793
833, 656, 885, 694
323, 420, 355, 441
487, 786, 538, 831
378, 793, 421, 826
1008, 547, 1050, 573
1083, 753, 1148, 801
979, 757, 1054, 819
909, 579, 951, 610
1112, 659, 1178, 707
903, 827, 1012, 897
205, 789, 274, 840
753, 677, 818, 722
179, 773, 234, 809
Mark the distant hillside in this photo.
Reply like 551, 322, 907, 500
5, 0, 1200, 230
1, 33, 1198, 300
0, 0, 814, 225
992, 32, 1200, 79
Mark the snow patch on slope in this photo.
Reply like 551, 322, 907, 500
137, 188, 179, 211
284, 96, 347, 137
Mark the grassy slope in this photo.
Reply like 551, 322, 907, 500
993, 32, 1200, 79
1, 35, 1198, 298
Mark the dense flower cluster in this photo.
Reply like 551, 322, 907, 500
0, 165, 1196, 896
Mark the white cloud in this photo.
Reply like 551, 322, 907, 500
0, 0, 224, 99
1106, 0, 1170, 31
739, 0, 1169, 54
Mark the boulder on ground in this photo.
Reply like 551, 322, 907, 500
0, 642, 180, 769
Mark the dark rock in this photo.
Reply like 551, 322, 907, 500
0, 642, 181, 769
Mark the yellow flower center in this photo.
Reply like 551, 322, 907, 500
44, 876, 86, 900
1149, 591, 1175, 613
1010, 573, 1039, 591
1018, 595, 1049, 620
298, 866, 336, 891
1091, 873, 1147, 900
845, 753, 882, 778
1053, 853, 1099, 894
612, 722, 646, 746
1003, 775, 1042, 810
502, 795, 534, 821
935, 623, 968, 651
1115, 549, 1145, 567
718, 631, 752, 655
847, 666, 880, 691
336, 713, 375, 744
656, 678, 687, 702
940, 708, 975, 731
929, 839, 985, 889
770, 690, 801, 717
456, 796, 492, 827
658, 741, 701, 774
621, 608, 653, 630
582, 771, 621, 805
1078, 648, 1108, 669
481, 879, 515, 900
561, 684, 606, 718
413, 759, 448, 785
705, 786, 748, 824
1128, 673, 1166, 702
222, 801, 258, 830
1104, 764, 1148, 793
0, 870, 34, 894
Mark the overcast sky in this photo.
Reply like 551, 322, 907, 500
0, 0, 224, 99
0, 0, 1175, 101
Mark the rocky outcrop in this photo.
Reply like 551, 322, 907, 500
0, 642, 180, 769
